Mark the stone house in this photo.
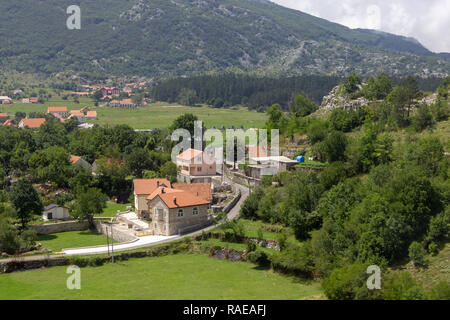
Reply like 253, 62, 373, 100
147, 188, 210, 236
133, 178, 171, 218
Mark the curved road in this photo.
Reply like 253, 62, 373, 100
1, 178, 250, 261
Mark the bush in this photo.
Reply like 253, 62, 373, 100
69, 256, 89, 268
276, 232, 287, 251
247, 250, 270, 267
383, 272, 426, 300
270, 243, 314, 277
257, 227, 264, 241
429, 281, 450, 300
408, 242, 427, 267
246, 239, 256, 252
322, 263, 367, 300
88, 257, 105, 267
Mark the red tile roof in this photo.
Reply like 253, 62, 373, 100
70, 110, 84, 116
133, 179, 171, 195
173, 183, 212, 202
20, 118, 46, 128
177, 148, 203, 161
154, 191, 210, 209
86, 111, 97, 118
0, 113, 8, 118
146, 187, 184, 200
70, 155, 82, 165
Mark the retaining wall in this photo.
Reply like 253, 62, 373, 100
29, 221, 89, 235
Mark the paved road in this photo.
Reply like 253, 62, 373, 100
1, 178, 250, 261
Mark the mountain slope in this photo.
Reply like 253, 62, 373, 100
0, 0, 448, 79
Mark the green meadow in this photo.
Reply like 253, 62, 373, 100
0, 97, 267, 129
0, 254, 322, 300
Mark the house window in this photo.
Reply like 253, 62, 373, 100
193, 207, 199, 216
178, 209, 184, 217
154, 223, 157, 229
197, 167, 202, 172
163, 225, 166, 231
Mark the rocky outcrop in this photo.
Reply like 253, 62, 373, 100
319, 85, 369, 113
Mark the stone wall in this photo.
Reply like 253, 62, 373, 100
29, 221, 89, 235
93, 222, 137, 243
223, 190, 241, 214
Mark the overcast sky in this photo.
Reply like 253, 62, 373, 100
272, 0, 450, 53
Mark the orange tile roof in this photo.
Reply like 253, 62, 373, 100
154, 191, 210, 209
2, 119, 14, 126
133, 179, 171, 195
177, 148, 203, 161
20, 118, 46, 128
173, 183, 212, 202
70, 110, 84, 116
86, 111, 97, 117
0, 113, 8, 117
70, 155, 81, 165
120, 99, 135, 105
48, 106, 68, 112
146, 187, 184, 200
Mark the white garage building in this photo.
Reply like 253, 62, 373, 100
43, 204, 70, 221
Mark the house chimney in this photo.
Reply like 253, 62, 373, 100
157, 181, 160, 187
162, 188, 165, 194
173, 197, 177, 205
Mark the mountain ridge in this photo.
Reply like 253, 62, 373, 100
0, 0, 448, 79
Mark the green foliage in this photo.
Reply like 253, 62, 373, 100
363, 73, 393, 100
246, 239, 256, 253
240, 188, 264, 220
322, 263, 367, 300
9, 178, 43, 229
247, 250, 270, 267
159, 161, 178, 183
170, 113, 198, 136
429, 281, 450, 300
71, 188, 108, 226
330, 108, 369, 132
271, 242, 315, 277
342, 73, 362, 94
382, 272, 426, 300
408, 242, 427, 267
289, 94, 318, 117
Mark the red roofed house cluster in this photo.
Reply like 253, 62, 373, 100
133, 178, 213, 236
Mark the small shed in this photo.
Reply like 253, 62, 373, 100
43, 204, 70, 221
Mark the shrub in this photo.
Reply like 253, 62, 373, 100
382, 272, 426, 300
247, 250, 270, 267
408, 242, 427, 267
322, 263, 367, 300
270, 243, 314, 277
69, 256, 89, 268
88, 257, 105, 267
429, 281, 450, 300
257, 228, 264, 241
246, 239, 256, 252
276, 232, 287, 251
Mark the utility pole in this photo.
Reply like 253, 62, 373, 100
106, 227, 110, 257
111, 225, 114, 263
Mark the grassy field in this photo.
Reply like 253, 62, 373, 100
0, 97, 267, 129
37, 230, 114, 252
98, 201, 132, 218
0, 254, 322, 300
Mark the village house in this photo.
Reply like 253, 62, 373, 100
176, 148, 218, 183
147, 188, 210, 236
18, 118, 46, 129
22, 98, 31, 104
2, 119, 15, 127
69, 110, 85, 123
101, 86, 120, 96
0, 113, 9, 124
29, 97, 39, 104
0, 96, 12, 104
42, 204, 70, 221
13, 90, 23, 96
85, 111, 98, 120
70, 155, 92, 170
47, 106, 69, 118
133, 178, 171, 218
